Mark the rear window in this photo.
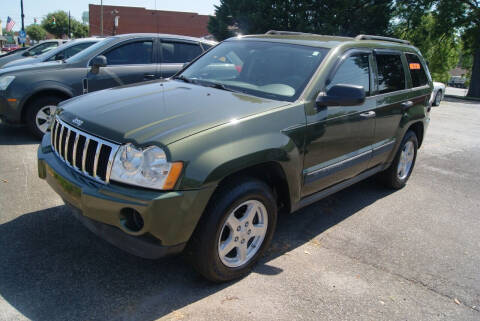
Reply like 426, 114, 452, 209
406, 53, 428, 87
375, 53, 406, 94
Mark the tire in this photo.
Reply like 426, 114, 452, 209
433, 90, 442, 106
26, 95, 64, 139
185, 178, 277, 282
380, 130, 418, 189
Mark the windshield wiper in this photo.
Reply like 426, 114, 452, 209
202, 81, 238, 93
173, 75, 194, 83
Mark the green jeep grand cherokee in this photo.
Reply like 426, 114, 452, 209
38, 31, 432, 282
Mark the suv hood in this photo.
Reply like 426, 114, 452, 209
0, 60, 63, 74
59, 79, 290, 145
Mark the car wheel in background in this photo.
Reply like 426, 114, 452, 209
185, 178, 277, 282
26, 96, 64, 139
433, 91, 442, 106
380, 130, 418, 189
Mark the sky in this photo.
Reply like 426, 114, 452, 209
1, 0, 220, 31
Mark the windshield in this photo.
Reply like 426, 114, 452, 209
66, 38, 113, 63
27, 42, 59, 56
179, 40, 329, 102
37, 42, 71, 59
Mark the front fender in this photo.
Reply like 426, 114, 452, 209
167, 103, 307, 206
18, 80, 75, 110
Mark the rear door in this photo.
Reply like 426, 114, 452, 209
369, 51, 410, 166
302, 49, 376, 196
160, 39, 203, 78
86, 37, 159, 92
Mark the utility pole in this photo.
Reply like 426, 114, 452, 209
100, 0, 104, 36
20, 0, 25, 47
68, 11, 71, 39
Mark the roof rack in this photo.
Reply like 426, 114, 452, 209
265, 30, 316, 36
355, 34, 411, 45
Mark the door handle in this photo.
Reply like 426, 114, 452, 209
144, 74, 156, 79
401, 100, 414, 110
359, 111, 376, 118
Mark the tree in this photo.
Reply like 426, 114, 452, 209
41, 10, 88, 39
208, 0, 394, 41
26, 24, 47, 42
393, 13, 460, 83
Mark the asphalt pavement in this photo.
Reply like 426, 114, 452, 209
0, 97, 479, 321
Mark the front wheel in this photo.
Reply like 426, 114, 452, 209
26, 96, 64, 139
380, 130, 418, 189
433, 91, 442, 106
185, 178, 277, 282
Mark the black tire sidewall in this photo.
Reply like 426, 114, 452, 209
388, 131, 418, 188
189, 179, 277, 282
26, 96, 63, 139
434, 91, 441, 106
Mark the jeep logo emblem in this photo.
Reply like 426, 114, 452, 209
72, 118, 84, 126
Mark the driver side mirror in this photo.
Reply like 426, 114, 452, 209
55, 53, 64, 61
316, 84, 366, 107
22, 51, 32, 57
90, 55, 107, 73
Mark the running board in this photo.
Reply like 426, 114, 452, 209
293, 165, 385, 212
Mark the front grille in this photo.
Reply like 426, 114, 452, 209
51, 117, 119, 183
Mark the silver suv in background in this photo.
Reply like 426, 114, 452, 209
3, 38, 103, 68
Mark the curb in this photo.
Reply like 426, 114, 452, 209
444, 94, 480, 102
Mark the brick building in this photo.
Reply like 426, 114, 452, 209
89, 4, 211, 37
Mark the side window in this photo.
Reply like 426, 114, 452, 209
63, 42, 95, 59
375, 54, 406, 94
161, 42, 202, 63
327, 53, 370, 96
405, 53, 428, 87
30, 42, 58, 56
104, 41, 153, 65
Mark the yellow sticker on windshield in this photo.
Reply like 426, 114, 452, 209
219, 56, 226, 62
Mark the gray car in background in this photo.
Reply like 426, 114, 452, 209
0, 40, 66, 67
3, 38, 103, 68
0, 33, 216, 137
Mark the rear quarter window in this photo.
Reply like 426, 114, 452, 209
406, 53, 428, 87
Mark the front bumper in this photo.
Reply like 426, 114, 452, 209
38, 134, 215, 259
0, 93, 21, 123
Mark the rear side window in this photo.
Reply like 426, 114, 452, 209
375, 54, 406, 94
104, 41, 153, 65
327, 53, 370, 96
161, 42, 202, 63
406, 53, 428, 87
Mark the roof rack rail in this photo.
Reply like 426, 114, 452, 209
355, 34, 411, 45
265, 30, 315, 36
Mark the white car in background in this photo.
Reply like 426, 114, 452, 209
431, 81, 445, 106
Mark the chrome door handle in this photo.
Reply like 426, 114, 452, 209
401, 100, 414, 109
359, 111, 376, 118
144, 74, 156, 79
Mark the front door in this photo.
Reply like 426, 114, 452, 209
302, 50, 376, 197
86, 37, 159, 92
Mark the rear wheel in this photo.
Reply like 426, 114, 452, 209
26, 96, 64, 139
185, 178, 277, 282
380, 130, 418, 189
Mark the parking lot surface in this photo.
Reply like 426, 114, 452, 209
0, 97, 479, 321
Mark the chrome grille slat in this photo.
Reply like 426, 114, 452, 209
58, 126, 65, 160
64, 128, 71, 160
93, 143, 102, 177
72, 134, 79, 169
82, 138, 90, 174
50, 116, 119, 184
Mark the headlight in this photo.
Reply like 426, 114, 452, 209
110, 143, 183, 190
0, 75, 15, 90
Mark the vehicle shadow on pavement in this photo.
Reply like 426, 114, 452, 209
0, 123, 39, 145
0, 178, 393, 321
442, 96, 480, 105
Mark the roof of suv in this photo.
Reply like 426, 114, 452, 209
235, 31, 415, 51
109, 33, 217, 45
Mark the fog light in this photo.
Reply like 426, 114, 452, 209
120, 208, 144, 232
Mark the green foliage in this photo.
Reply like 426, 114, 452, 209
208, 0, 394, 41
2, 28, 14, 37
41, 11, 88, 38
26, 24, 47, 41
393, 13, 459, 83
